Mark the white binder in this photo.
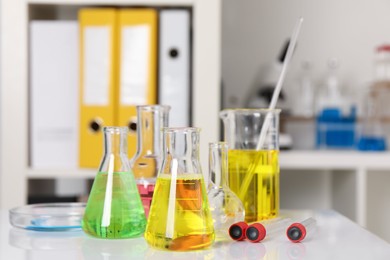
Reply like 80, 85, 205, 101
30, 21, 79, 168
159, 10, 191, 127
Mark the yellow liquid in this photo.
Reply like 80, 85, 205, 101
144, 174, 215, 251
228, 150, 279, 222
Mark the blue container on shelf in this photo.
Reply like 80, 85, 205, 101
357, 137, 386, 151
316, 107, 356, 149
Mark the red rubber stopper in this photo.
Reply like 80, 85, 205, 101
246, 223, 266, 243
287, 223, 307, 243
229, 221, 248, 241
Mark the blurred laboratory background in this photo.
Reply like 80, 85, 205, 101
1, 0, 390, 244
222, 0, 390, 242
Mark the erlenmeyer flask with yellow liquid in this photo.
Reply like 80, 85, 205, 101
82, 127, 146, 239
220, 109, 280, 222
144, 127, 215, 251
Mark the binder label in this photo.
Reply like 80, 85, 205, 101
120, 25, 150, 105
83, 26, 110, 106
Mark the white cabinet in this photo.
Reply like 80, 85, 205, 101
280, 150, 390, 242
0, 0, 221, 209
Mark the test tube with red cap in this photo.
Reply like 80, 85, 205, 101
287, 217, 317, 243
229, 219, 282, 241
229, 221, 248, 241
246, 218, 292, 243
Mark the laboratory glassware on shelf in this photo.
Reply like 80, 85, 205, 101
82, 127, 146, 239
220, 109, 281, 222
130, 105, 170, 217
207, 142, 245, 241
358, 90, 386, 151
358, 45, 390, 151
315, 58, 356, 149
144, 127, 215, 251
292, 60, 315, 117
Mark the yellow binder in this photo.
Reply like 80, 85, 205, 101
79, 9, 118, 168
117, 9, 158, 158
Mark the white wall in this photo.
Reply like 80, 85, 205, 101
0, 0, 2, 202
222, 0, 390, 109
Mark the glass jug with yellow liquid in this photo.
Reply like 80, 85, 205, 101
144, 127, 215, 251
220, 109, 280, 222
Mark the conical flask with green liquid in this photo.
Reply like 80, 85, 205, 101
82, 127, 146, 239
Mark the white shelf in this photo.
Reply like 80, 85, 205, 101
1, 0, 221, 208
25, 150, 390, 179
280, 149, 390, 229
27, 0, 193, 6
280, 150, 390, 170
27, 169, 96, 179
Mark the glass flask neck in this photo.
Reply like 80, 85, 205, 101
209, 142, 229, 188
104, 127, 128, 155
161, 127, 202, 174
136, 105, 170, 156
100, 127, 130, 172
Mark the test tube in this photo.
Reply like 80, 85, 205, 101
286, 217, 317, 243
229, 221, 248, 241
246, 218, 292, 243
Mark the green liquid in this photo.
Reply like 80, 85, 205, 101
82, 172, 146, 239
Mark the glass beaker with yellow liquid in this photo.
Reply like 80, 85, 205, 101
220, 109, 281, 222
144, 127, 215, 251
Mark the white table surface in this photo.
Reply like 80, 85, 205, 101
1, 209, 390, 260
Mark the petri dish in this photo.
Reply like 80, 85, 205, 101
9, 227, 84, 250
9, 203, 86, 231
